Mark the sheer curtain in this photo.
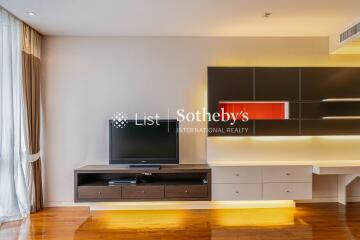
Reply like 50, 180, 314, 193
0, 8, 30, 223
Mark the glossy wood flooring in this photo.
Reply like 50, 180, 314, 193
1, 203, 360, 240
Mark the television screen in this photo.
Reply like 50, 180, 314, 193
109, 120, 179, 165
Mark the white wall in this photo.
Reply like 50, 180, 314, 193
42, 36, 360, 204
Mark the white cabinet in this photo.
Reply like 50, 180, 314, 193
211, 165, 313, 201
212, 167, 262, 183
263, 183, 312, 200
262, 166, 312, 183
212, 183, 262, 200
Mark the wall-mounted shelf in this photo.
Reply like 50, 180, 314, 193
322, 116, 360, 119
322, 98, 360, 102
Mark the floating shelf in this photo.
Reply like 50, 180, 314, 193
322, 98, 360, 102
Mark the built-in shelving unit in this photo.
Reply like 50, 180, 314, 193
208, 67, 360, 136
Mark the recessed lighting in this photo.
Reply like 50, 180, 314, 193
263, 12, 272, 18
27, 12, 37, 17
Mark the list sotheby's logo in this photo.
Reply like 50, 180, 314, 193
111, 108, 249, 127
111, 112, 128, 128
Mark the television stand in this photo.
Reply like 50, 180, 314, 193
128, 164, 161, 170
74, 164, 211, 202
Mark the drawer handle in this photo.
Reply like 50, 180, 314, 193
286, 190, 290, 193
286, 173, 291, 176
235, 173, 240, 177
141, 190, 145, 193
235, 191, 239, 194
185, 190, 189, 193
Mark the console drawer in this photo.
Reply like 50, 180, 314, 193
78, 185, 122, 200
212, 167, 262, 183
212, 183, 262, 200
263, 183, 312, 200
165, 185, 208, 198
262, 166, 312, 183
122, 185, 164, 199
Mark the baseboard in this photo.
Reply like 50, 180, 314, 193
296, 197, 338, 203
297, 197, 360, 203
348, 196, 360, 202
44, 201, 90, 207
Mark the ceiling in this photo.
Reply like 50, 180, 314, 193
1, 0, 360, 37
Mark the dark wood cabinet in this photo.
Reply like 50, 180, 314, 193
208, 67, 253, 114
255, 67, 300, 101
301, 119, 360, 135
208, 120, 254, 136
78, 185, 122, 201
207, 67, 360, 136
165, 185, 208, 199
302, 102, 360, 119
74, 164, 211, 202
255, 120, 300, 136
301, 67, 360, 100
207, 67, 255, 136
122, 185, 164, 199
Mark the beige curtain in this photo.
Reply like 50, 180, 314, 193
22, 24, 42, 212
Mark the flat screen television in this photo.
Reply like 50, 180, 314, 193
109, 119, 179, 165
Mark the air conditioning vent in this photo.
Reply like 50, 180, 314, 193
340, 22, 360, 42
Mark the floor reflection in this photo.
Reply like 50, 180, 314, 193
2, 203, 360, 240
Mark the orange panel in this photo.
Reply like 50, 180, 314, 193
218, 102, 289, 120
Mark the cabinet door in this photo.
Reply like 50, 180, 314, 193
302, 102, 360, 119
262, 166, 312, 183
301, 119, 360, 135
255, 120, 300, 136
263, 183, 312, 200
212, 183, 262, 200
255, 67, 300, 101
301, 67, 360, 100
212, 166, 262, 183
208, 67, 253, 114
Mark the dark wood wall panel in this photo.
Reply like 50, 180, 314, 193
255, 120, 300, 136
301, 67, 360, 100
255, 67, 299, 101
208, 67, 253, 114
208, 120, 254, 136
208, 67, 360, 136
301, 120, 360, 135
289, 102, 300, 119
302, 102, 360, 119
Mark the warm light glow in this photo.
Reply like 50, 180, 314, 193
81, 202, 296, 231
314, 135, 360, 140
331, 38, 360, 54
217, 136, 313, 141
92, 210, 187, 229
208, 160, 360, 167
90, 200, 294, 211
215, 135, 360, 141
213, 207, 295, 226
209, 200, 295, 209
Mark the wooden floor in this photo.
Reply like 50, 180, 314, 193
1, 203, 360, 239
